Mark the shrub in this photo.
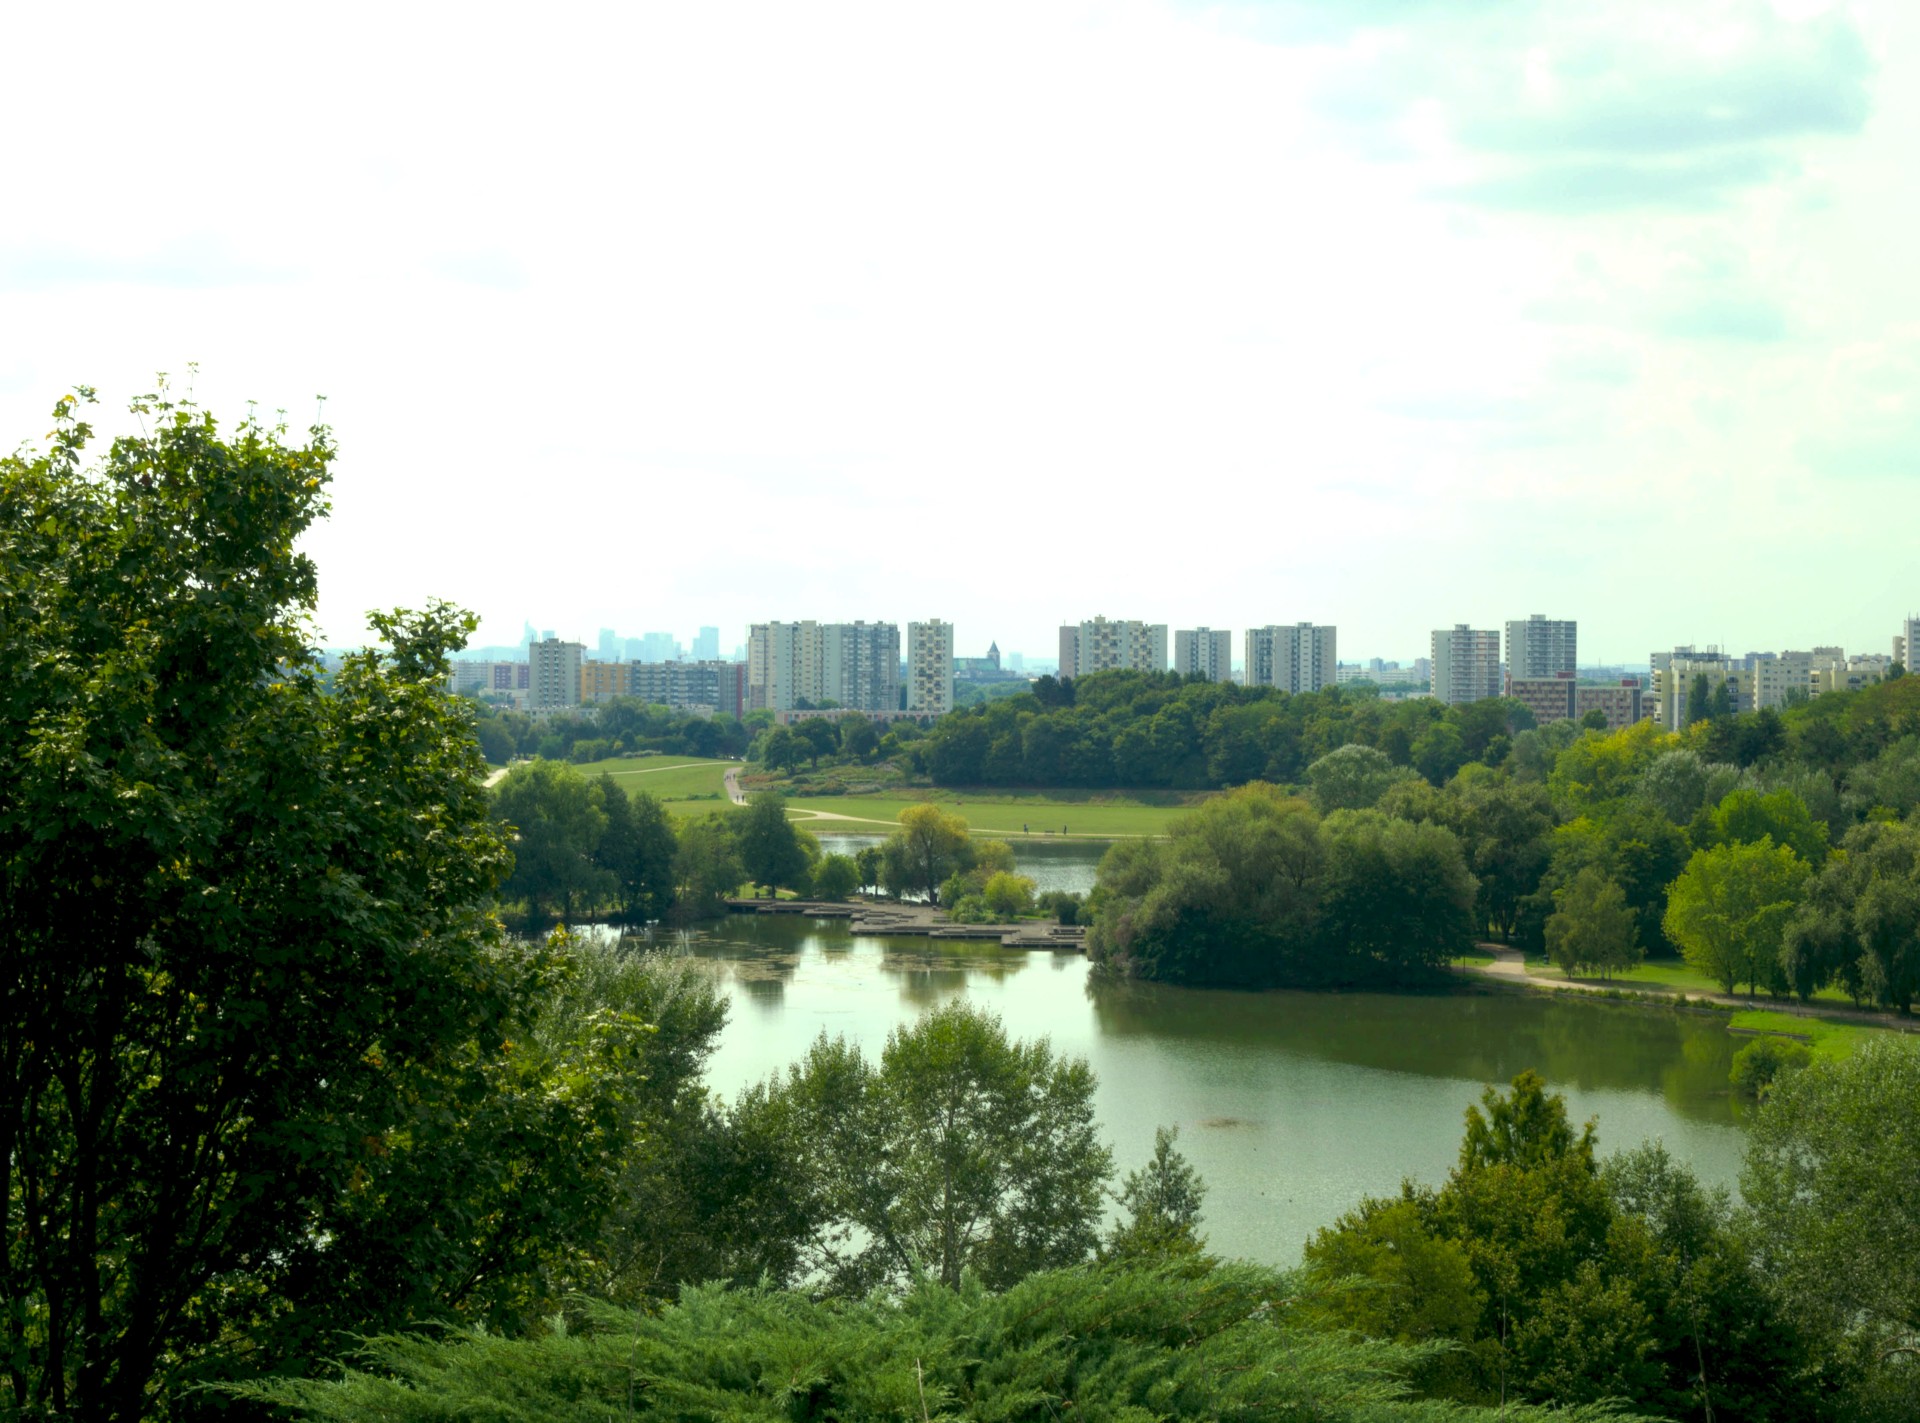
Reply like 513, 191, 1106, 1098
1730, 1035, 1813, 1097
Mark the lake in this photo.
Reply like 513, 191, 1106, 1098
640, 836, 1750, 1267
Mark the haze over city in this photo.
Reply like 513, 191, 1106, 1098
4, 0, 1916, 662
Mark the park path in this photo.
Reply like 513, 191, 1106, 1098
724, 766, 746, 805
1462, 944, 1916, 1032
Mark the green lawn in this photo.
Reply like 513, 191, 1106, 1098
1530, 954, 1860, 1006
1727, 1009, 1878, 1062
566, 755, 737, 814
779, 787, 1200, 838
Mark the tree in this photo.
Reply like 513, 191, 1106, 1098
1743, 1038, 1920, 1411
1544, 868, 1641, 979
755, 1002, 1111, 1291
0, 387, 516, 1422
1706, 787, 1827, 866
1687, 673, 1711, 725
494, 759, 612, 922
673, 813, 746, 913
811, 853, 860, 902
1662, 839, 1811, 995
795, 716, 839, 766
1306, 742, 1416, 811
1104, 1126, 1208, 1261
734, 791, 813, 897
760, 724, 804, 774
838, 714, 881, 761
883, 803, 974, 904
981, 871, 1037, 919
592, 776, 677, 924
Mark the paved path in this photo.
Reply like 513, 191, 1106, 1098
724, 766, 746, 805
1462, 944, 1916, 1032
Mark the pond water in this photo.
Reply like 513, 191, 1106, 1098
637, 831, 1750, 1267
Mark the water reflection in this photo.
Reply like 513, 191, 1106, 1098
600, 911, 1751, 1266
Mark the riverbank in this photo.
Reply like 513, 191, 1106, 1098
1460, 943, 1916, 1053
724, 896, 1086, 951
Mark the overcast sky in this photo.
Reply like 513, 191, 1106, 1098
4, 1, 1915, 666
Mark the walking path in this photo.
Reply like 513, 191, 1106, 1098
724, 766, 746, 805
1462, 944, 1916, 1032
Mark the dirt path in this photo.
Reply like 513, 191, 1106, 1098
1463, 944, 1916, 1032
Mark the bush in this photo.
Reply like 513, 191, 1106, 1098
1038, 890, 1084, 926
1730, 1035, 1813, 1097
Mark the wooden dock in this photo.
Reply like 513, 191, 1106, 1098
723, 898, 1087, 952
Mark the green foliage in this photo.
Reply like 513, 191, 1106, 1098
673, 812, 746, 912
811, 852, 860, 901
493, 758, 612, 922
1743, 1038, 1920, 1360
591, 775, 677, 923
470, 695, 752, 764
746, 1002, 1111, 1292
247, 1260, 1649, 1423
736, 790, 815, 896
1088, 786, 1476, 988
981, 870, 1037, 918
1545, 868, 1643, 979
1728, 1035, 1813, 1097
0, 387, 515, 1422
879, 803, 975, 903
1105, 1126, 1209, 1262
1307, 1075, 1826, 1418
1663, 839, 1813, 995
1308, 742, 1417, 811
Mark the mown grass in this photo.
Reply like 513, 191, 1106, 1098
1727, 1008, 1883, 1062
567, 755, 737, 812
1533, 954, 1860, 1006
780, 788, 1198, 838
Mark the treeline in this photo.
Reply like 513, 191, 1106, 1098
489, 771, 1046, 926
1075, 672, 1920, 1008
467, 695, 756, 765
915, 671, 1539, 788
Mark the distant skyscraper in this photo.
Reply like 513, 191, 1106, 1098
908, 619, 954, 716
1058, 617, 1167, 679
597, 627, 619, 661
1244, 624, 1337, 693
693, 626, 721, 661
639, 631, 678, 664
1431, 625, 1502, 706
1505, 615, 1577, 684
1174, 628, 1233, 681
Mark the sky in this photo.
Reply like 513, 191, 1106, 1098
3, 0, 1916, 667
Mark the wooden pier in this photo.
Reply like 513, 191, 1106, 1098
723, 898, 1087, 952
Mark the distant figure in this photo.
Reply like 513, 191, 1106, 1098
1063, 824, 1069, 835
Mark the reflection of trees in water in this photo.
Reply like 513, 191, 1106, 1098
738, 976, 787, 1010
880, 942, 1029, 1008
1085, 977, 1739, 1125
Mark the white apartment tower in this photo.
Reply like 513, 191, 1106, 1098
1244, 624, 1337, 693
1174, 627, 1233, 682
529, 637, 585, 712
747, 621, 902, 712
1505, 615, 1578, 683
1431, 625, 1503, 706
907, 619, 955, 716
1897, 615, 1920, 669
1058, 617, 1168, 679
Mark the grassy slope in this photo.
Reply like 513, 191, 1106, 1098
568, 755, 736, 814
1529, 953, 1860, 1007
780, 788, 1194, 837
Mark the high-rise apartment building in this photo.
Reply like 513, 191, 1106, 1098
908, 619, 955, 716
1505, 615, 1577, 683
1896, 615, 1920, 669
1174, 628, 1233, 682
448, 659, 530, 696
1245, 624, 1337, 693
630, 660, 747, 718
529, 638, 584, 711
747, 621, 902, 712
1057, 617, 1168, 679
1431, 626, 1502, 706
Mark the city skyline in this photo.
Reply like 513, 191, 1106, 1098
6, 3, 1918, 668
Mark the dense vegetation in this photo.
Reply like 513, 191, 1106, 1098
1057, 672, 1920, 1006
10, 393, 1918, 1421
468, 696, 756, 764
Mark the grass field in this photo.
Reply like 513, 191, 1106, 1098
564, 755, 736, 814
779, 787, 1200, 838
1727, 1008, 1881, 1061
1530, 954, 1860, 1007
